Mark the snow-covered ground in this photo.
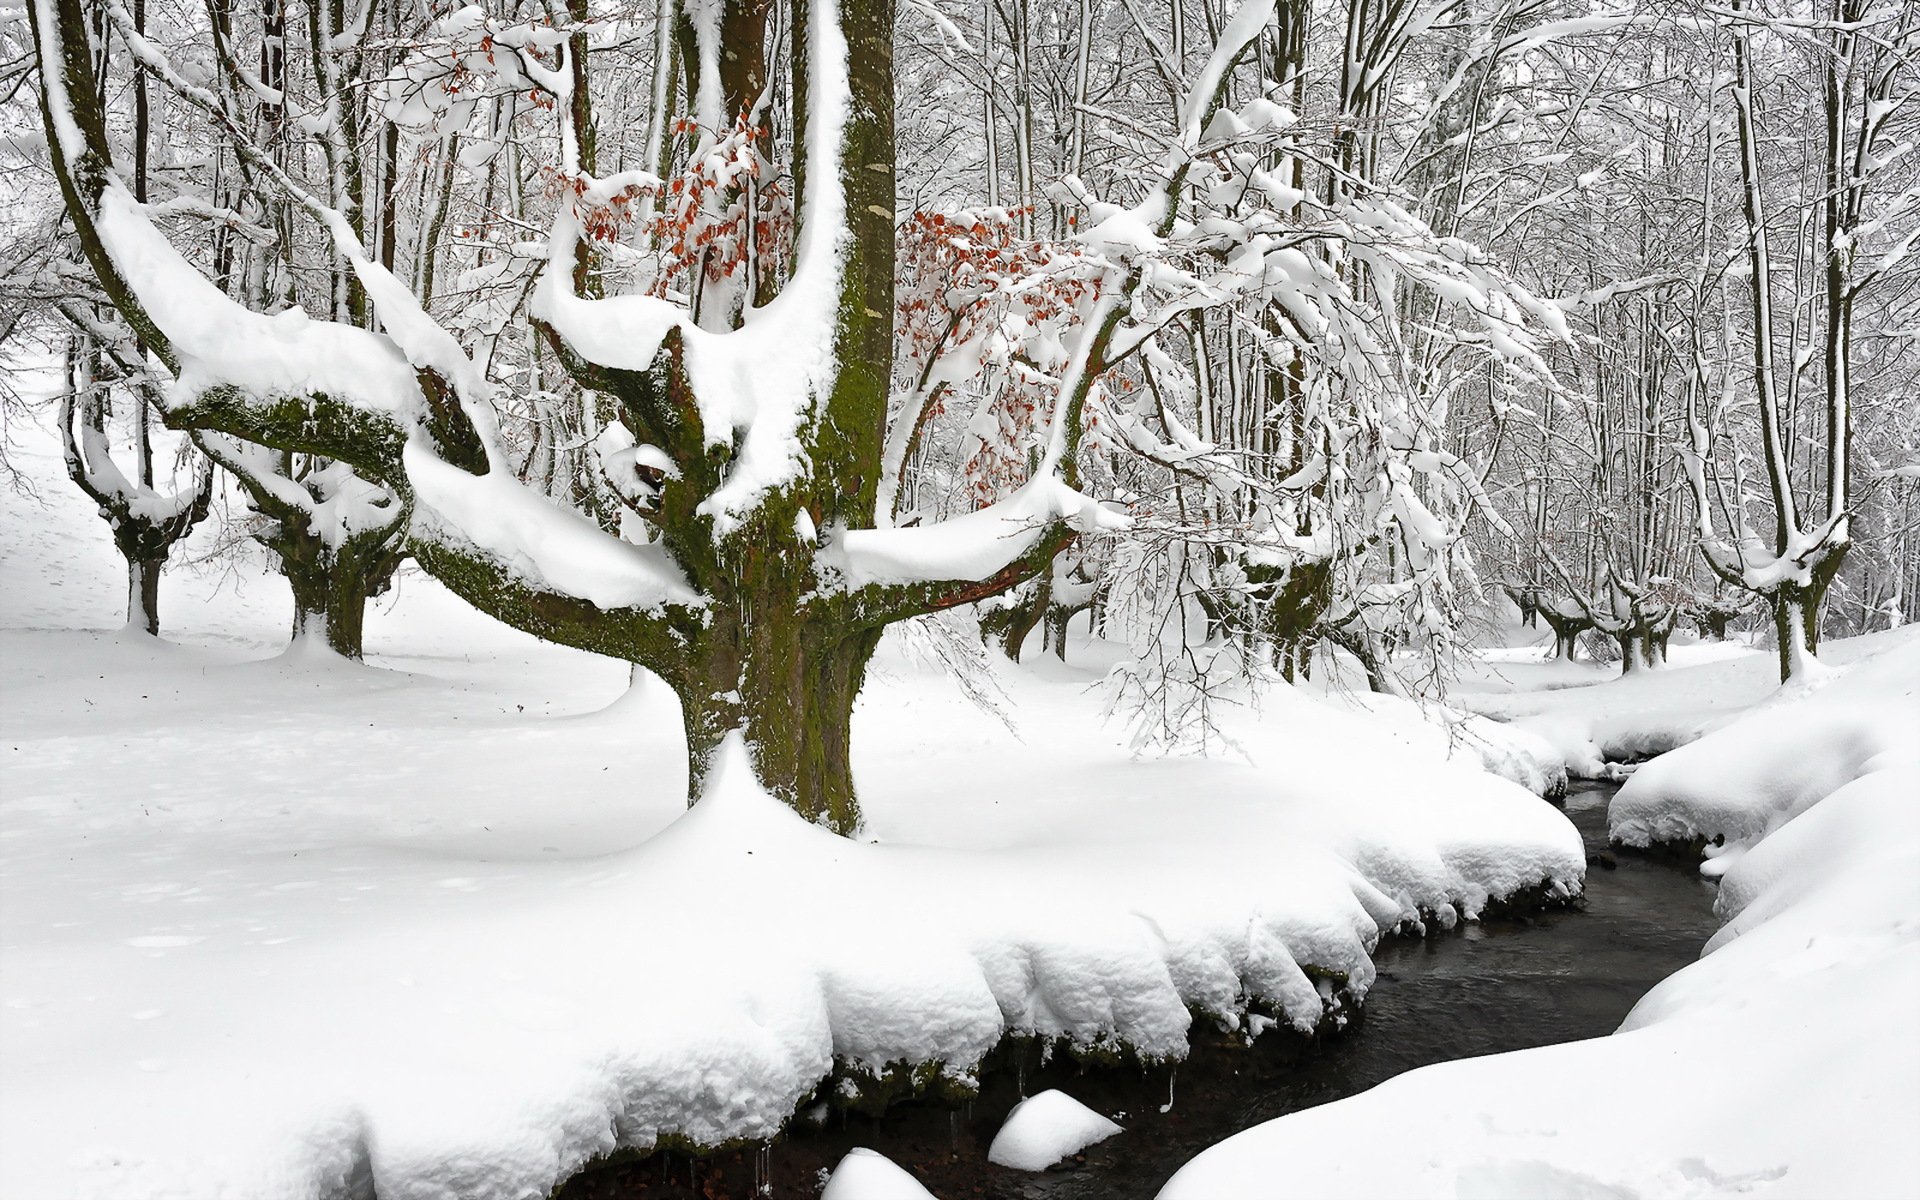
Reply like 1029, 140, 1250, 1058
1162, 628, 1920, 1200
0, 415, 1582, 1199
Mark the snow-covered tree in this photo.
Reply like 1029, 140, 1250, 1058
40, 0, 1278, 831
56, 328, 213, 634
1683, 0, 1919, 680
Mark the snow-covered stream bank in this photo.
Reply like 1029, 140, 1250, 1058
558, 783, 1723, 1199
1164, 632, 1920, 1200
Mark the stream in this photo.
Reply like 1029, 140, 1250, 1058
558, 782, 1723, 1200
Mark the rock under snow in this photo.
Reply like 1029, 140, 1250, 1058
820, 1148, 936, 1199
986, 1089, 1124, 1170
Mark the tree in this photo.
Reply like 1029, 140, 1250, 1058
1684, 0, 1919, 680
37, 0, 1319, 832
195, 437, 406, 657
56, 327, 213, 635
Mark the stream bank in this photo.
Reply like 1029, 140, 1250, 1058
556, 783, 1719, 1199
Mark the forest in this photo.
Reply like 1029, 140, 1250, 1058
0, 0, 1916, 1196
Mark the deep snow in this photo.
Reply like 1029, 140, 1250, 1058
0, 410, 1582, 1200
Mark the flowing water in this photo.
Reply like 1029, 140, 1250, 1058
558, 782, 1724, 1200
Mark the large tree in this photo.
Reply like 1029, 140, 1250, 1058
33, 0, 1302, 832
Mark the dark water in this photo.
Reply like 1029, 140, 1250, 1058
559, 783, 1723, 1200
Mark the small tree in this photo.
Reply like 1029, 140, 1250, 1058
56, 328, 212, 635
195, 437, 406, 657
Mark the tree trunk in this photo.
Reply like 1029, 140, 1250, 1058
1615, 631, 1642, 674
126, 556, 163, 635
1772, 592, 1813, 682
980, 576, 1049, 662
286, 562, 380, 658
678, 620, 882, 834
1045, 602, 1086, 662
1541, 612, 1588, 662
272, 513, 405, 660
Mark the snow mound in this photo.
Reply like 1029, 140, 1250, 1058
1160, 634, 1920, 1200
1321, 689, 1569, 797
820, 1148, 937, 1199
986, 1089, 1123, 1170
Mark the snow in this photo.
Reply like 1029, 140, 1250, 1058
404, 440, 701, 611
0, 407, 1586, 1200
819, 1148, 936, 1199
92, 183, 427, 423
1305, 683, 1569, 799
986, 1089, 1123, 1170
1609, 632, 1920, 854
1161, 629, 1920, 1200
827, 475, 1125, 589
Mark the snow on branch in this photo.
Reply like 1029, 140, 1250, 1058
530, 0, 854, 536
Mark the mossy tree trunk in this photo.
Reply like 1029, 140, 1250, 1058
676, 601, 882, 829
195, 438, 407, 660
979, 576, 1049, 662
1540, 610, 1590, 661
1043, 594, 1093, 661
1254, 558, 1332, 675
1770, 563, 1842, 682
275, 512, 406, 659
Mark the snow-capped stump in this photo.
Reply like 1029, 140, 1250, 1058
820, 1148, 937, 1199
986, 1089, 1124, 1171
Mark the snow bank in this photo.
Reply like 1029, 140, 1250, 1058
1307, 686, 1569, 798
0, 626, 1584, 1200
986, 1090, 1123, 1170
1161, 634, 1920, 1200
1609, 634, 1919, 852
1462, 627, 1913, 777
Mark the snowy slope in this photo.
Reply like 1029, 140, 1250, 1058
1, 409, 1583, 1200
1160, 632, 1920, 1200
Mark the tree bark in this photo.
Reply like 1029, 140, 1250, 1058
980, 577, 1048, 662
677, 612, 882, 832
279, 530, 403, 659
